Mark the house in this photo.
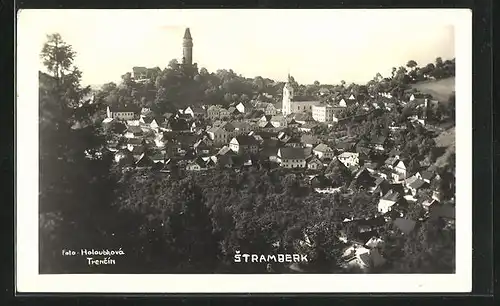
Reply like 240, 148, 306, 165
282, 136, 303, 148
114, 149, 135, 166
298, 122, 317, 133
421, 198, 440, 210
392, 160, 407, 182
407, 178, 429, 196
227, 106, 239, 116
313, 143, 335, 160
184, 106, 206, 118
335, 141, 356, 152
219, 108, 230, 119
337, 152, 359, 168
259, 115, 272, 123
135, 153, 154, 168
132, 66, 148, 80
416, 170, 439, 184
341, 245, 386, 271
150, 152, 166, 164
306, 155, 323, 171
124, 126, 144, 138
365, 237, 385, 249
352, 168, 376, 190
207, 105, 223, 120
186, 157, 207, 171
193, 138, 213, 155
207, 126, 231, 145
293, 113, 314, 125
265, 103, 279, 116
384, 155, 400, 169
258, 121, 275, 129
231, 121, 252, 135
348, 94, 356, 101
107, 105, 139, 120
277, 147, 307, 168
236, 101, 254, 114
378, 190, 403, 214
270, 115, 287, 128
368, 136, 388, 151
229, 135, 259, 155
338, 99, 347, 108
300, 135, 320, 148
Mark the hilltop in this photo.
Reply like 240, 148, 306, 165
410, 77, 455, 102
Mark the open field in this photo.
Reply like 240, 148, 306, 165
411, 77, 455, 103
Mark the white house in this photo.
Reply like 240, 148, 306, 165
229, 135, 259, 155
312, 104, 340, 123
277, 147, 306, 168
306, 155, 323, 170
107, 106, 139, 120
392, 160, 407, 182
337, 152, 359, 167
378, 190, 401, 214
270, 115, 287, 128
265, 103, 279, 116
339, 99, 347, 108
341, 245, 386, 271
348, 94, 356, 101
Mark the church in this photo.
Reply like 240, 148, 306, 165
282, 75, 322, 116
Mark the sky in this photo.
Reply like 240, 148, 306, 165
19, 9, 457, 87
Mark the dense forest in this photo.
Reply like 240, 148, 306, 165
39, 33, 455, 274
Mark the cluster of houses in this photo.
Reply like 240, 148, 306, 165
102, 83, 453, 272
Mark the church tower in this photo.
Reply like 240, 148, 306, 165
182, 28, 193, 66
282, 74, 294, 116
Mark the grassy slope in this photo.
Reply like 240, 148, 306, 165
433, 126, 455, 169
411, 77, 455, 103
410, 77, 456, 169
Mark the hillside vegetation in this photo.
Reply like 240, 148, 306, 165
411, 77, 455, 103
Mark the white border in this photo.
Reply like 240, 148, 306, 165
16, 9, 472, 293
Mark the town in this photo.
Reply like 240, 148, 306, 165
39, 28, 456, 274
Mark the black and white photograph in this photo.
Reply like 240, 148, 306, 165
16, 9, 472, 293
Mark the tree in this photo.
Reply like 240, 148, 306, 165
406, 60, 418, 70
39, 34, 116, 273
435, 57, 444, 68
40, 34, 76, 82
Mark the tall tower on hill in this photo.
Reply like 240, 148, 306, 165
182, 28, 193, 66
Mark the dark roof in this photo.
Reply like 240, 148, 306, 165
127, 138, 143, 145
381, 190, 400, 202
420, 170, 436, 181
313, 143, 333, 152
233, 135, 258, 146
184, 28, 192, 39
370, 136, 387, 145
142, 116, 154, 124
126, 126, 143, 134
301, 135, 319, 145
109, 105, 140, 113
279, 147, 306, 159
291, 96, 319, 102
132, 67, 148, 73
409, 178, 427, 190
